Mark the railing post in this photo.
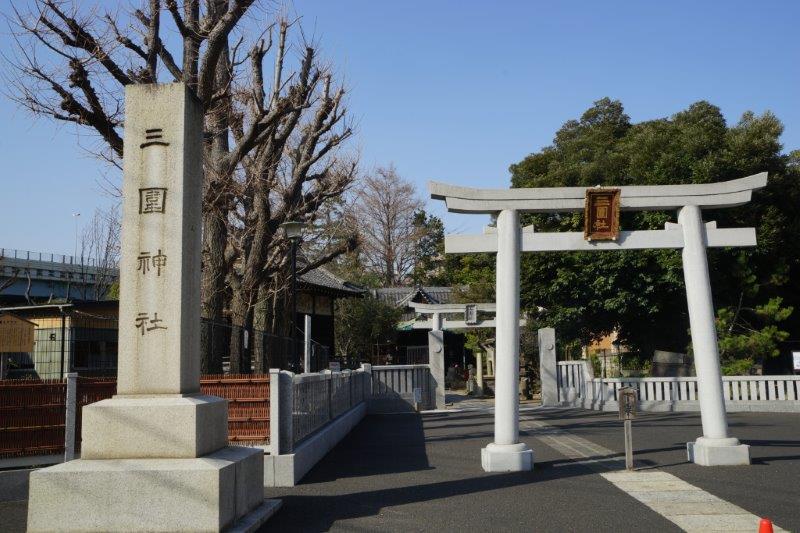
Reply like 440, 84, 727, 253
361, 363, 372, 403
303, 315, 312, 373
268, 368, 280, 455
327, 373, 333, 422
271, 369, 294, 454
64, 373, 78, 462
582, 359, 595, 408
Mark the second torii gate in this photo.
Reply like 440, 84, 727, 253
430, 172, 767, 472
409, 302, 499, 409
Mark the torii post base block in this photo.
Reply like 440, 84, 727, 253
481, 442, 534, 472
27, 446, 268, 532
686, 437, 751, 466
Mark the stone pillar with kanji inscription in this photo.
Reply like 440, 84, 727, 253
27, 84, 279, 532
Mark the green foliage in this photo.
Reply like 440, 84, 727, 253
334, 296, 403, 361
411, 211, 449, 285
107, 282, 120, 300
498, 96, 800, 365
716, 297, 793, 375
449, 277, 496, 353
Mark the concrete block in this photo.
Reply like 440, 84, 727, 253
27, 446, 264, 532
481, 442, 534, 472
228, 500, 283, 533
538, 328, 558, 406
428, 331, 445, 409
213, 446, 265, 516
687, 437, 751, 466
80, 394, 228, 459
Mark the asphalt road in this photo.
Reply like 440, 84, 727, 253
265, 411, 681, 532
530, 408, 800, 531
2, 407, 798, 532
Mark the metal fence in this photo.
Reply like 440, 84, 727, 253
0, 315, 316, 380
0, 379, 65, 458
310, 341, 331, 373
0, 248, 107, 267
398, 345, 429, 365
0, 314, 118, 380
201, 319, 307, 374
291, 370, 369, 446
73, 378, 117, 453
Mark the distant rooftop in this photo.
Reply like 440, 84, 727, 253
372, 286, 455, 307
299, 266, 366, 298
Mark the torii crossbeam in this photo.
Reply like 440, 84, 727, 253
430, 172, 767, 472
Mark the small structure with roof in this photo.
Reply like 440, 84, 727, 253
371, 285, 473, 368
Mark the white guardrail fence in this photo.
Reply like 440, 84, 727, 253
555, 360, 800, 413
264, 363, 434, 486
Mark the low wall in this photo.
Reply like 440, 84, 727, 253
585, 373, 800, 413
264, 402, 366, 486
369, 364, 434, 413
551, 359, 800, 413
263, 364, 433, 486
265, 366, 371, 487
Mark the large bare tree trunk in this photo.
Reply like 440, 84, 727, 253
9, 1, 360, 374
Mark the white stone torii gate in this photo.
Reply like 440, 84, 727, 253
430, 172, 767, 472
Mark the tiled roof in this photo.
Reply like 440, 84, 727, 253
373, 286, 455, 306
299, 267, 365, 297
373, 286, 460, 321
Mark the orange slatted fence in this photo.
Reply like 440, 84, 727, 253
74, 377, 117, 453
200, 374, 270, 445
0, 379, 67, 458
1, 374, 270, 459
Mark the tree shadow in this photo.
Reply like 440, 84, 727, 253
299, 413, 434, 483
265, 459, 600, 532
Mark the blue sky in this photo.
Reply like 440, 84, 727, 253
0, 0, 798, 255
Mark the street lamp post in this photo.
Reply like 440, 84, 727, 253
69, 212, 80, 301
281, 221, 304, 371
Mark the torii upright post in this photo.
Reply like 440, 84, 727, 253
410, 298, 532, 470
431, 172, 767, 469
680, 205, 744, 464
486, 209, 533, 471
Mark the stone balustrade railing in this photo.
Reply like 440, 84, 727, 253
553, 360, 800, 413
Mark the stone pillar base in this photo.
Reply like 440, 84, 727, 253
81, 394, 228, 459
687, 437, 751, 466
27, 446, 268, 532
481, 442, 534, 472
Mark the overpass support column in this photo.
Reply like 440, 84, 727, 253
482, 209, 533, 472
680, 205, 750, 466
